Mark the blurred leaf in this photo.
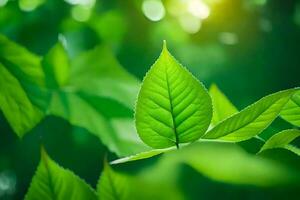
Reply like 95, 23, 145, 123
97, 161, 184, 200
44, 44, 148, 156
25, 148, 97, 200
97, 162, 131, 200
0, 35, 49, 137
42, 43, 70, 88
260, 129, 300, 155
280, 90, 300, 127
88, 10, 127, 47
135, 41, 212, 149
182, 142, 300, 186
209, 84, 238, 126
19, 0, 45, 12
148, 142, 300, 186
203, 88, 299, 141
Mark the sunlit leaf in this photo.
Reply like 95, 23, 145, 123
25, 148, 97, 200
280, 90, 300, 127
44, 44, 148, 156
260, 129, 300, 156
0, 35, 48, 137
203, 88, 299, 141
135, 41, 212, 149
209, 83, 238, 126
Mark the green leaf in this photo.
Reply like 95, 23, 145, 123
182, 142, 300, 186
144, 142, 300, 186
203, 88, 299, 141
280, 90, 300, 127
44, 45, 148, 156
0, 35, 48, 137
97, 161, 184, 200
25, 148, 97, 200
209, 84, 238, 126
42, 42, 70, 88
110, 147, 175, 165
260, 129, 300, 155
97, 162, 131, 200
135, 41, 212, 149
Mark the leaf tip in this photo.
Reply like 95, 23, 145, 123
162, 40, 169, 54
40, 145, 46, 156
40, 145, 50, 164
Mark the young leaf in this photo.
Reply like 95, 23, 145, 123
25, 148, 97, 200
209, 84, 238, 126
280, 90, 300, 127
135, 41, 212, 149
260, 129, 300, 155
44, 44, 148, 156
97, 162, 131, 200
0, 35, 48, 137
203, 88, 299, 141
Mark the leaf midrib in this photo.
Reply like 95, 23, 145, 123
165, 67, 179, 149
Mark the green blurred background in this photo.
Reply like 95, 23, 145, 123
0, 0, 300, 199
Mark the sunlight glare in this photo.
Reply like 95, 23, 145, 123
0, 0, 8, 7
188, 0, 210, 19
142, 0, 165, 22
179, 14, 202, 34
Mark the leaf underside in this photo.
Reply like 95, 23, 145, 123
135, 42, 212, 149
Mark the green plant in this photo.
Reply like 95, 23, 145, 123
1, 35, 300, 199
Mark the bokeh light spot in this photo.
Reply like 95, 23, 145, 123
0, 0, 8, 7
187, 0, 210, 19
259, 18, 272, 32
142, 0, 165, 22
0, 170, 16, 198
179, 14, 202, 34
65, 0, 94, 6
19, 0, 45, 12
219, 32, 239, 45
71, 5, 92, 22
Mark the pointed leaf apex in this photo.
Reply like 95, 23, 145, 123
162, 40, 168, 55
40, 145, 49, 165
